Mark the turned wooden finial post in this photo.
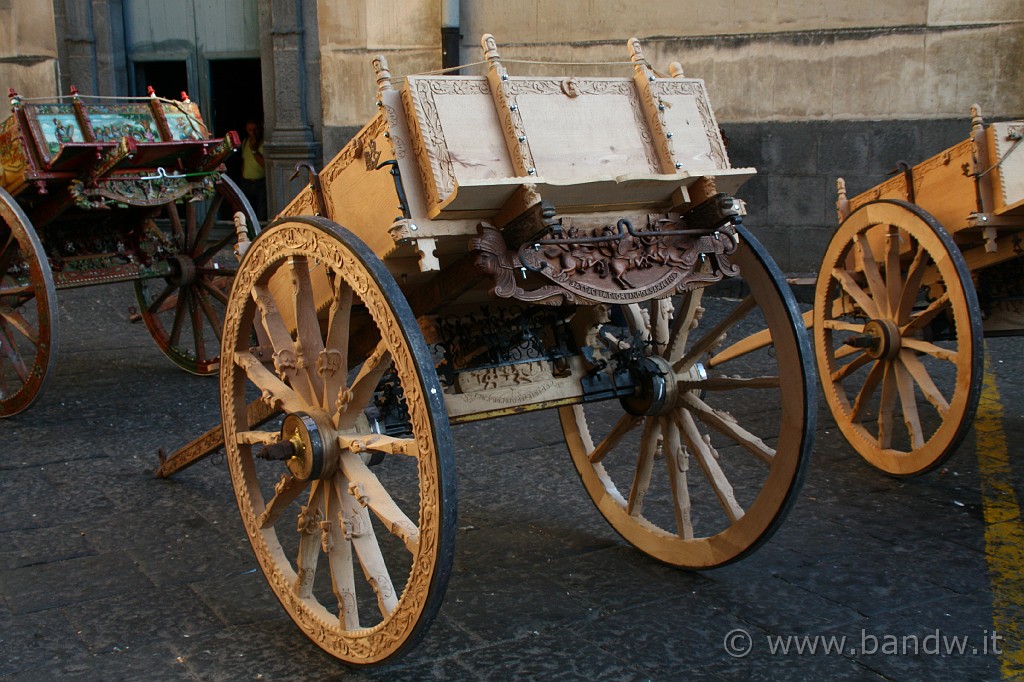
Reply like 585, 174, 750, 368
836, 177, 849, 223
970, 103, 985, 135
628, 36, 679, 174
373, 55, 393, 100
669, 62, 685, 78
481, 33, 536, 177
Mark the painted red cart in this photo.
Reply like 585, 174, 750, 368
0, 88, 258, 415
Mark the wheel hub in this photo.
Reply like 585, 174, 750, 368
621, 355, 678, 416
860, 318, 902, 360
170, 254, 197, 286
280, 411, 338, 481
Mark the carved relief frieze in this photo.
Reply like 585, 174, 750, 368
471, 216, 739, 306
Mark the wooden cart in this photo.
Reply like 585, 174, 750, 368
159, 35, 816, 665
814, 107, 1023, 475
0, 88, 258, 416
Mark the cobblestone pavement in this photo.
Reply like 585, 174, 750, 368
2, 284, 1022, 681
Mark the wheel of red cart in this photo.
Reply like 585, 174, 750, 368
560, 225, 815, 569
134, 175, 258, 375
814, 199, 983, 475
0, 187, 58, 417
219, 216, 456, 665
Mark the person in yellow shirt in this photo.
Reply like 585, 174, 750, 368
240, 119, 267, 221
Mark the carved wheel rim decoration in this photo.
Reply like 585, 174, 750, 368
0, 187, 58, 417
814, 200, 982, 475
135, 176, 257, 375
559, 226, 814, 569
220, 217, 455, 665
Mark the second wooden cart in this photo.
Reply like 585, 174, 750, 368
813, 106, 1023, 475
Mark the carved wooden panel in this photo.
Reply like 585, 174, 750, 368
988, 121, 1024, 216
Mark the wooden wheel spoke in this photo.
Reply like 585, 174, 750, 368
256, 472, 308, 529
589, 412, 643, 464
650, 298, 673, 351
662, 419, 694, 539
823, 319, 865, 333
325, 478, 359, 629
183, 201, 198, 252
338, 452, 420, 554
0, 282, 32, 298
708, 325, 772, 367
901, 337, 957, 363
0, 306, 37, 343
322, 275, 353, 411
674, 295, 756, 372
189, 290, 206, 361
901, 293, 950, 335
667, 288, 705, 363
877, 363, 897, 448
294, 483, 326, 599
0, 320, 30, 380
252, 282, 317, 403
194, 287, 222, 342
850, 359, 884, 421
338, 433, 419, 458
898, 349, 949, 415
166, 204, 185, 247
199, 277, 230, 306
897, 243, 928, 324
192, 193, 223, 257
289, 256, 326, 400
195, 230, 236, 265
680, 393, 775, 464
340, 482, 399, 617
856, 232, 888, 313
626, 417, 659, 516
235, 351, 308, 414
884, 226, 903, 316
831, 350, 872, 382
893, 361, 925, 449
677, 375, 779, 391
831, 268, 880, 319
147, 280, 177, 316
674, 408, 744, 522
338, 341, 393, 428
169, 287, 189, 346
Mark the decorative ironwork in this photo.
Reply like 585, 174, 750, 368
429, 304, 574, 387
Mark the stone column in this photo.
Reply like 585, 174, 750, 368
259, 0, 322, 219
53, 0, 127, 96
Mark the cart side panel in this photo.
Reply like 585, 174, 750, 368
22, 102, 83, 165
0, 114, 29, 195
987, 121, 1024, 216
280, 112, 401, 260
653, 78, 731, 172
401, 76, 513, 216
510, 77, 659, 180
400, 73, 748, 221
847, 138, 978, 232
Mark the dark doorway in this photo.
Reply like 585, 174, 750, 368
134, 60, 189, 100
209, 58, 263, 185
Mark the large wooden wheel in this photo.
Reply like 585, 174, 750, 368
220, 217, 456, 665
814, 200, 982, 475
0, 187, 58, 417
559, 226, 815, 569
135, 176, 257, 375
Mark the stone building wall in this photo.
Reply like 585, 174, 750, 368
0, 0, 58, 98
